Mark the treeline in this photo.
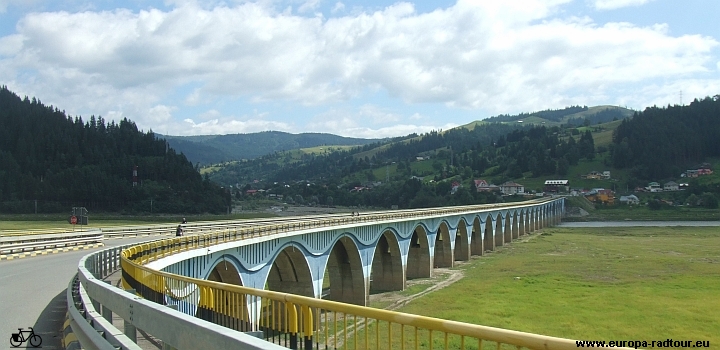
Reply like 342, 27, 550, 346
610, 96, 720, 180
0, 86, 229, 214
485, 106, 588, 123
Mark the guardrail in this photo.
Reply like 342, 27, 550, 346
0, 229, 103, 254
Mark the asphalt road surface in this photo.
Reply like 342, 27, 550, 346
0, 236, 163, 350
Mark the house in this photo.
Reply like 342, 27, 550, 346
500, 182, 525, 195
245, 189, 258, 195
619, 195, 639, 205
698, 168, 714, 175
685, 168, 714, 177
582, 171, 604, 179
450, 181, 461, 194
647, 182, 662, 192
585, 189, 615, 204
544, 180, 569, 193
663, 181, 679, 191
581, 171, 611, 180
474, 179, 499, 192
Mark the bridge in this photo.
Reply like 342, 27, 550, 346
69, 197, 602, 350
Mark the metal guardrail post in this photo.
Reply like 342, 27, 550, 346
124, 289, 137, 342
162, 304, 179, 350
102, 281, 113, 323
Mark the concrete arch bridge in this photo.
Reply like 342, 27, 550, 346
121, 197, 573, 349
142, 198, 562, 306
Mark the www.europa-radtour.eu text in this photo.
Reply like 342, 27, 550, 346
575, 339, 710, 348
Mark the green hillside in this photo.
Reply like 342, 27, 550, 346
164, 131, 385, 165
208, 97, 720, 213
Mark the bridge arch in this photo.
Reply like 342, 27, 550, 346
207, 255, 244, 285
519, 210, 526, 236
200, 256, 250, 331
454, 219, 470, 261
483, 215, 494, 252
325, 235, 366, 306
511, 210, 519, 240
504, 211, 512, 244
494, 213, 504, 247
407, 225, 431, 279
470, 216, 483, 255
370, 230, 404, 293
530, 208, 537, 232
434, 221, 453, 268
267, 244, 314, 298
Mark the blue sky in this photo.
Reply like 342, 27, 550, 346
1, 0, 719, 137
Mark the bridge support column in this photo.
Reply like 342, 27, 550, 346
371, 232, 405, 293
454, 223, 470, 261
406, 228, 431, 279
434, 225, 453, 268
470, 219, 483, 256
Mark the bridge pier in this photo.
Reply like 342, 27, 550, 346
454, 223, 471, 261
434, 223, 453, 268
327, 236, 366, 306
494, 214, 504, 247
470, 219, 483, 256
406, 227, 432, 279
483, 217, 494, 252
370, 231, 404, 293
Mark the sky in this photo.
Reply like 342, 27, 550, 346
1, 0, 719, 138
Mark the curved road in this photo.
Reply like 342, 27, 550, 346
0, 236, 163, 350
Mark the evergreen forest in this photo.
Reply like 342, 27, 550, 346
0, 86, 230, 214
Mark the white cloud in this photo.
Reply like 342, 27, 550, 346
305, 107, 451, 138
181, 117, 293, 135
0, 0, 718, 136
593, 0, 654, 10
634, 79, 720, 108
409, 113, 423, 120
147, 104, 175, 124
331, 2, 345, 13
298, 0, 321, 13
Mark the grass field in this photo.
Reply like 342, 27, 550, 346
396, 227, 720, 346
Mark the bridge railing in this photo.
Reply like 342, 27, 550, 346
117, 198, 606, 350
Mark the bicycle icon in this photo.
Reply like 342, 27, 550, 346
10, 327, 42, 348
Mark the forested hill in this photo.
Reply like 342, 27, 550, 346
611, 95, 720, 180
0, 86, 228, 214
483, 105, 632, 126
163, 131, 385, 165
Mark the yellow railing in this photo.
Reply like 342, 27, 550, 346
121, 199, 585, 350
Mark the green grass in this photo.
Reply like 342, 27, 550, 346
396, 227, 720, 345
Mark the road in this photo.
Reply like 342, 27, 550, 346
0, 236, 165, 350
